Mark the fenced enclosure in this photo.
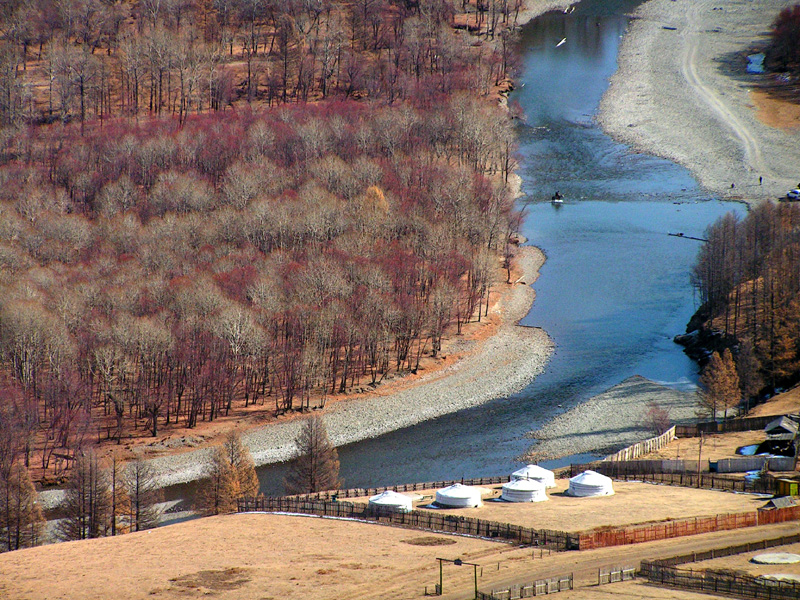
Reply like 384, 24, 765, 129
644, 533, 800, 568
605, 427, 677, 461
579, 506, 800, 550
239, 496, 580, 550
640, 564, 800, 599
476, 574, 573, 599
598, 565, 636, 585
568, 465, 780, 495
292, 475, 511, 502
675, 414, 798, 437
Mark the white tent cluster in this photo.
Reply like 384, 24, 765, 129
567, 470, 614, 497
435, 483, 483, 508
511, 464, 556, 488
368, 490, 413, 512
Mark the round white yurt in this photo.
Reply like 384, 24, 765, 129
435, 483, 483, 508
567, 470, 614, 497
368, 490, 413, 512
501, 478, 548, 503
511, 464, 556, 488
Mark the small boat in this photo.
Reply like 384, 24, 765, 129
551, 191, 564, 204
556, 38, 566, 48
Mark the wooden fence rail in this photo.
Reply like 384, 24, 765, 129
579, 506, 800, 550
644, 533, 800, 568
606, 427, 677, 461
640, 564, 800, 599
290, 475, 512, 502
477, 574, 573, 599
239, 496, 580, 551
598, 565, 636, 585
568, 464, 780, 495
675, 413, 799, 438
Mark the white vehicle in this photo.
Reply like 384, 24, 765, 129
787, 189, 800, 201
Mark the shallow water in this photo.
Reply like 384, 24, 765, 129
164, 0, 745, 501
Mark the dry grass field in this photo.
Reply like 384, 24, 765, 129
689, 541, 800, 578
0, 513, 520, 600
351, 480, 770, 533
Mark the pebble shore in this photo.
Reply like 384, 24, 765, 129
144, 246, 554, 488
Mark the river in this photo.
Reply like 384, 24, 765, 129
165, 0, 745, 501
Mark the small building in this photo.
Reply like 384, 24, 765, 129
510, 464, 556, 488
567, 470, 614, 497
435, 483, 483, 508
764, 416, 799, 439
368, 490, 413, 512
501, 478, 548, 503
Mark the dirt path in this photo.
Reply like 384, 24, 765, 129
442, 522, 800, 599
681, 0, 766, 178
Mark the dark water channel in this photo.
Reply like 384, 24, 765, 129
165, 0, 744, 501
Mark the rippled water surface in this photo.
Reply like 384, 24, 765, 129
165, 0, 745, 500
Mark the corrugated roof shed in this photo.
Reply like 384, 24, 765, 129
765, 416, 799, 438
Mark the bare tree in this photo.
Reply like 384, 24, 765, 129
284, 416, 341, 495
0, 463, 44, 552
124, 458, 163, 532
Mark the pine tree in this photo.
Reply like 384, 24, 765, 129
284, 416, 342, 495
197, 430, 258, 515
699, 349, 741, 421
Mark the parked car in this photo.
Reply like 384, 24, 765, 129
787, 189, 800, 201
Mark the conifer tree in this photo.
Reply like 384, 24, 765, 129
198, 430, 258, 514
699, 349, 741, 421
284, 416, 342, 495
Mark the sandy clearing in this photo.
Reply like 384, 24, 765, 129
350, 480, 770, 533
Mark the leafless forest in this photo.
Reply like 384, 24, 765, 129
0, 0, 525, 496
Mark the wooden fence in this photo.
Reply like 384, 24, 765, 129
675, 414, 797, 438
640, 564, 800, 599
239, 496, 580, 551
476, 574, 573, 599
644, 533, 800, 568
579, 506, 800, 551
715, 456, 797, 473
598, 565, 636, 585
605, 426, 677, 461
293, 475, 511, 502
568, 464, 780, 495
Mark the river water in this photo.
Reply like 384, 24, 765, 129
165, 0, 744, 500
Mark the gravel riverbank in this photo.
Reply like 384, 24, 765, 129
598, 0, 800, 204
142, 246, 553, 488
523, 376, 699, 461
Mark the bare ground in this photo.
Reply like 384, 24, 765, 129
2, 512, 798, 600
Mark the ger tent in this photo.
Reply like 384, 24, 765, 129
501, 478, 548, 502
435, 483, 482, 508
511, 464, 556, 488
567, 470, 614, 497
368, 490, 413, 512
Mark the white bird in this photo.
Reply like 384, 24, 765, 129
556, 37, 566, 47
